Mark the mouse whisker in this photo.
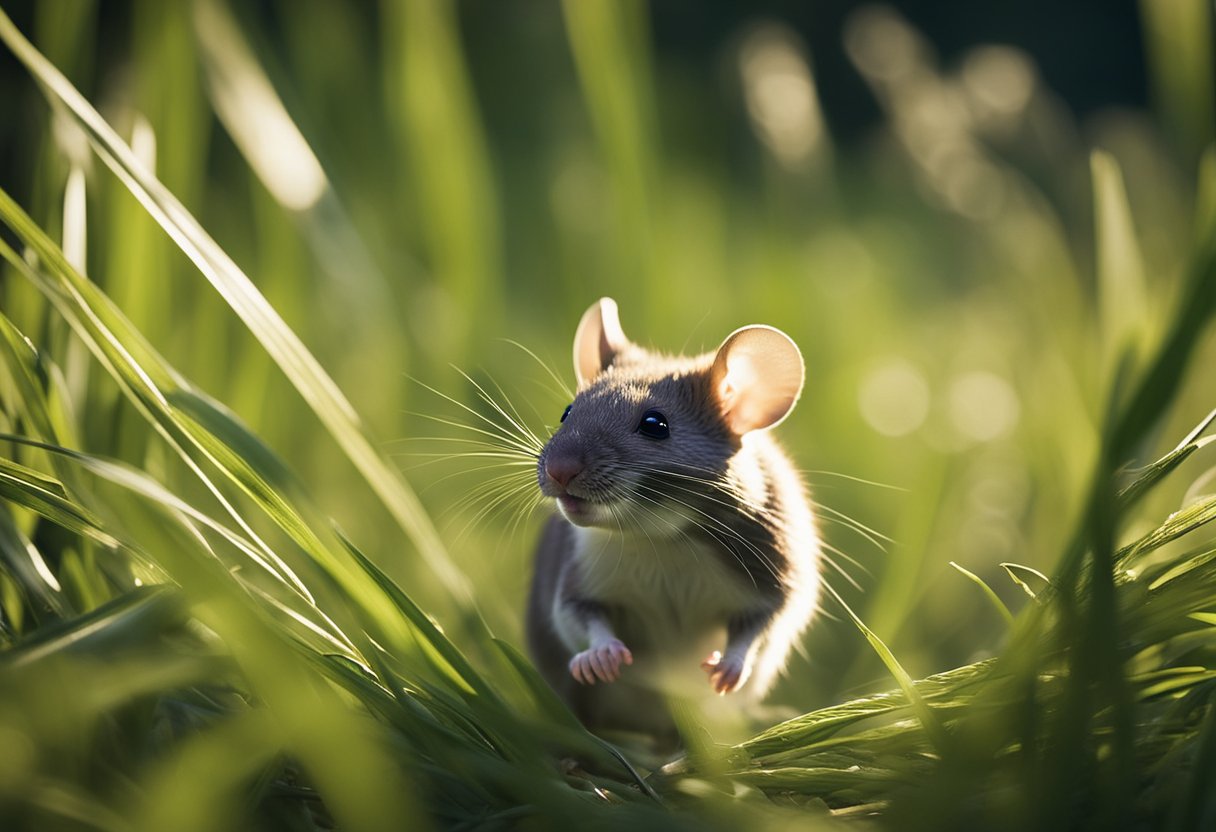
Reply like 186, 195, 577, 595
409, 374, 546, 457
625, 490, 728, 573
815, 503, 893, 552
441, 473, 533, 522
817, 543, 866, 592
483, 370, 556, 453
406, 409, 540, 458
447, 477, 540, 547
389, 434, 539, 459
499, 338, 575, 400
393, 454, 536, 479
802, 468, 907, 492
417, 460, 535, 495
623, 464, 785, 532
617, 490, 696, 552
451, 366, 547, 455
629, 482, 783, 587
617, 461, 766, 510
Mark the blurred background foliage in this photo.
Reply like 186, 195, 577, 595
1, 0, 1215, 828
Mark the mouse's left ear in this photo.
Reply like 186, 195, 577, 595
711, 326, 805, 434
573, 297, 630, 385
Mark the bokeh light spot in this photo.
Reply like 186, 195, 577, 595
858, 359, 930, 437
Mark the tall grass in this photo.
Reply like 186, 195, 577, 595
2, 2, 1216, 829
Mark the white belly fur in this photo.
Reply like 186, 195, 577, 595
554, 525, 770, 698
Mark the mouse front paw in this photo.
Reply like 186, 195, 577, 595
701, 650, 750, 695
569, 638, 633, 685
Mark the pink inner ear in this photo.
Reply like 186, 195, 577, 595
713, 330, 804, 434
574, 298, 627, 385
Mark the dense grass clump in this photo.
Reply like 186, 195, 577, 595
2, 2, 1216, 830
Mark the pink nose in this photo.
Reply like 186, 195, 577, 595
545, 458, 583, 489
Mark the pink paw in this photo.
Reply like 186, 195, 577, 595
569, 639, 633, 685
701, 650, 749, 695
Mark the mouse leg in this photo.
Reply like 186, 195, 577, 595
702, 607, 776, 694
567, 610, 633, 685
553, 592, 633, 685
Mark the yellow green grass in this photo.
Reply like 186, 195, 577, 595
2, 2, 1216, 829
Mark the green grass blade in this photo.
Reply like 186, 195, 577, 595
0, 456, 120, 550
336, 530, 496, 702
0, 8, 470, 605
1001, 562, 1052, 600
1119, 492, 1216, 565
1, 585, 180, 670
819, 581, 949, 754
1093, 150, 1150, 381
561, 0, 657, 296
949, 561, 1015, 628
381, 0, 501, 350
0, 205, 446, 657
734, 660, 993, 762
0, 502, 71, 619
1117, 406, 1216, 510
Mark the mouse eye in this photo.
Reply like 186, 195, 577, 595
637, 409, 670, 440
560, 404, 572, 423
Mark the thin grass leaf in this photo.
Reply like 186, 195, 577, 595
1117, 406, 1216, 510
0, 434, 318, 603
0, 504, 70, 618
335, 529, 497, 702
1, 584, 181, 670
1000, 562, 1051, 600
0, 9, 470, 605
1133, 667, 1216, 701
1146, 547, 1216, 591
381, 0, 501, 347
949, 561, 1015, 628
0, 215, 437, 660
0, 456, 120, 549
817, 581, 949, 754
0, 225, 319, 604
1119, 493, 1216, 565
81, 487, 423, 832
1165, 683, 1216, 832
1093, 150, 1150, 379
732, 660, 994, 763
561, 0, 656, 293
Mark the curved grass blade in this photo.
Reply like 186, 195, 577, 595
0, 434, 360, 658
0, 456, 120, 550
1, 584, 181, 670
0, 505, 70, 618
818, 581, 949, 754
0, 8, 470, 605
949, 561, 1015, 628
1000, 562, 1052, 601
0, 213, 441, 657
1117, 406, 1216, 510
1119, 493, 1216, 567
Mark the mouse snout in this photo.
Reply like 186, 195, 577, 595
544, 456, 584, 490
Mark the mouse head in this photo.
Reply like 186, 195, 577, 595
538, 297, 804, 530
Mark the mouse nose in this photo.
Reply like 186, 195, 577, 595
545, 457, 584, 490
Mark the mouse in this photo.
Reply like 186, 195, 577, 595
526, 297, 821, 745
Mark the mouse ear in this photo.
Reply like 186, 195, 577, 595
573, 297, 629, 385
711, 326, 805, 434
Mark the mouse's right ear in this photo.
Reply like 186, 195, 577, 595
574, 297, 629, 385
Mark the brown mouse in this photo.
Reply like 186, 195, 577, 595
526, 298, 821, 743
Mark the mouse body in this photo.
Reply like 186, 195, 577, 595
526, 298, 821, 742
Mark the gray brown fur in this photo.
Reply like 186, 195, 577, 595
526, 300, 821, 742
